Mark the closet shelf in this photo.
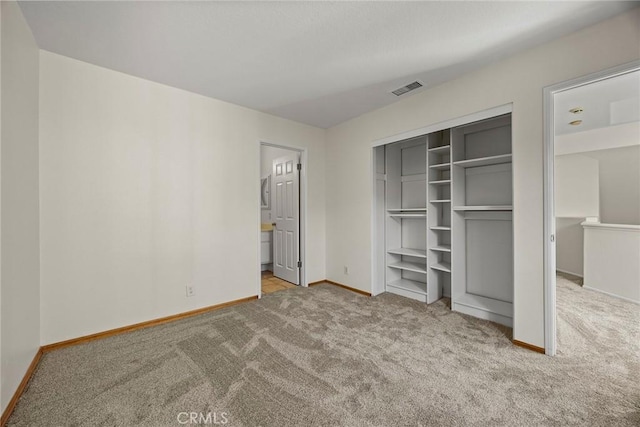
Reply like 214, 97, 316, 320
453, 153, 512, 168
430, 199, 451, 203
387, 248, 427, 258
387, 279, 427, 295
430, 262, 451, 273
430, 245, 451, 253
388, 213, 427, 218
388, 261, 427, 274
387, 208, 427, 213
387, 208, 427, 219
428, 145, 451, 154
430, 226, 451, 231
453, 205, 512, 211
429, 162, 451, 170
429, 179, 451, 186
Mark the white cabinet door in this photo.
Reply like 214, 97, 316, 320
272, 154, 300, 285
260, 232, 273, 264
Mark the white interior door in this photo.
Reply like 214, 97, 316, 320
272, 154, 300, 285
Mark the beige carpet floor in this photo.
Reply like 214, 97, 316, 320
7, 277, 640, 426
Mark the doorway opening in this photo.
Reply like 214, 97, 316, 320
543, 60, 640, 356
259, 142, 307, 297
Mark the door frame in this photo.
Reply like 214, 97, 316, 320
258, 141, 308, 297
542, 59, 640, 356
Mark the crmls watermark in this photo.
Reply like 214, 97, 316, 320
177, 412, 229, 425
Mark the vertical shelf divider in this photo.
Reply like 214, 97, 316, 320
427, 130, 451, 302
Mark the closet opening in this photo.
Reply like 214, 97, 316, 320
372, 105, 514, 331
543, 61, 640, 356
259, 142, 308, 297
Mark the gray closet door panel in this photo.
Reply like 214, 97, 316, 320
402, 144, 427, 175
465, 218, 514, 303
465, 164, 513, 206
402, 180, 427, 208
402, 220, 427, 250
403, 270, 427, 283
464, 125, 512, 159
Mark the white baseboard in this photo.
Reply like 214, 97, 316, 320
582, 285, 639, 305
556, 268, 583, 278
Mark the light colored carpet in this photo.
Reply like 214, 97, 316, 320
8, 278, 640, 426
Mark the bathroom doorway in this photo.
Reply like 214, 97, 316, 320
259, 142, 308, 296
544, 60, 640, 356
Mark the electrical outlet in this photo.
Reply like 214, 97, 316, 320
186, 285, 195, 297
344, 266, 349, 275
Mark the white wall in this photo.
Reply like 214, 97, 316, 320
260, 145, 295, 223
555, 121, 639, 155
555, 154, 599, 218
554, 153, 600, 276
583, 223, 640, 303
594, 146, 640, 225
39, 51, 326, 345
555, 122, 639, 225
0, 1, 40, 412
325, 8, 640, 348
555, 145, 640, 277
556, 218, 585, 277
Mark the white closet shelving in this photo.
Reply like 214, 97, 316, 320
388, 261, 428, 274
429, 163, 451, 170
430, 179, 451, 185
430, 225, 451, 231
378, 112, 514, 328
385, 137, 429, 302
387, 208, 427, 212
453, 205, 513, 211
387, 248, 427, 258
388, 212, 428, 218
452, 153, 512, 168
427, 130, 451, 301
431, 262, 452, 273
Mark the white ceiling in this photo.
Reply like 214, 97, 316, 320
18, 1, 638, 129
555, 70, 640, 135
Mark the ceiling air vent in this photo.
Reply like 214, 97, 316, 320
392, 81, 423, 96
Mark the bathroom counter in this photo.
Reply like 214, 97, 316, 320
261, 223, 274, 232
